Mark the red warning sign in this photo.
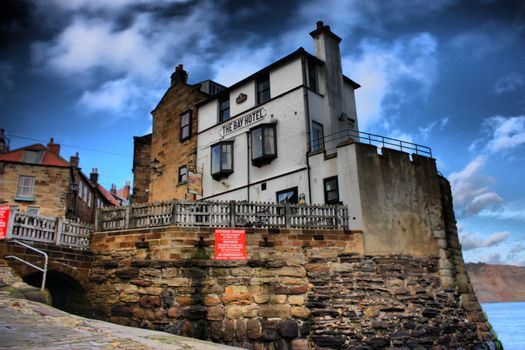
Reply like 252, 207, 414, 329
214, 229, 246, 260
0, 206, 11, 240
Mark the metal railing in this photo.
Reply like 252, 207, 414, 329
311, 128, 432, 157
97, 200, 349, 232
4, 239, 48, 290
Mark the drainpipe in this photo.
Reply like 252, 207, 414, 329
246, 132, 251, 202
301, 56, 313, 204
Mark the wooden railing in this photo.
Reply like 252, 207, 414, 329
97, 200, 350, 232
7, 211, 93, 250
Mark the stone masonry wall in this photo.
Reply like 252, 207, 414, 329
132, 134, 152, 204
0, 163, 70, 217
87, 226, 494, 349
149, 78, 207, 202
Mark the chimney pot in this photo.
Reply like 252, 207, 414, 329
70, 152, 80, 168
171, 63, 188, 86
90, 168, 99, 184
316, 21, 324, 29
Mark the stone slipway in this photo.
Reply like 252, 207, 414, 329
0, 296, 242, 350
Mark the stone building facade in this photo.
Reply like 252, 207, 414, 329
132, 134, 152, 204
0, 138, 116, 222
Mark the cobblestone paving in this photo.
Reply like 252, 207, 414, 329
0, 296, 240, 350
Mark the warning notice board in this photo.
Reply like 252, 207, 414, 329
0, 206, 11, 240
214, 229, 246, 260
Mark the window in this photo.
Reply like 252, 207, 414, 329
87, 190, 92, 208
78, 181, 83, 198
251, 124, 277, 166
178, 165, 187, 184
23, 150, 41, 164
27, 207, 40, 215
257, 74, 270, 104
324, 176, 340, 204
17, 176, 35, 200
83, 183, 88, 202
308, 62, 317, 92
180, 111, 192, 141
276, 187, 298, 204
312, 121, 324, 152
218, 95, 230, 122
211, 141, 233, 180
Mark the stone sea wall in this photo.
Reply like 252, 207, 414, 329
86, 226, 493, 349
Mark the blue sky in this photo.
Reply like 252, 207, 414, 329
1, 0, 524, 265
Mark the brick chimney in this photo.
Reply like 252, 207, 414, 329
170, 64, 188, 86
47, 137, 61, 155
90, 168, 99, 184
122, 181, 130, 199
0, 129, 8, 153
70, 152, 79, 168
110, 184, 117, 196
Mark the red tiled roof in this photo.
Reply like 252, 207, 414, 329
97, 184, 119, 206
0, 143, 69, 167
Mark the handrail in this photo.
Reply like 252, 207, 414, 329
4, 239, 48, 291
311, 128, 432, 157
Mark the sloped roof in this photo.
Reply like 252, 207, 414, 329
0, 143, 69, 167
97, 184, 119, 206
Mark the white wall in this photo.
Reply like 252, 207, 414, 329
270, 59, 303, 98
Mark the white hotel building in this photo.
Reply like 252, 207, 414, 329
196, 22, 362, 210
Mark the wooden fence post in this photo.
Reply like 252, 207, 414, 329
55, 217, 64, 246
171, 200, 178, 225
229, 201, 236, 228
285, 203, 291, 228
125, 206, 132, 229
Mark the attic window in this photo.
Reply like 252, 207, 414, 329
23, 150, 41, 164
219, 95, 230, 122
257, 74, 270, 104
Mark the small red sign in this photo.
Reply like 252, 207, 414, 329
0, 206, 11, 240
214, 229, 246, 260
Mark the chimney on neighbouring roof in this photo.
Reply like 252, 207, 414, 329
70, 152, 79, 168
110, 184, 117, 196
122, 181, 130, 200
90, 168, 99, 184
47, 137, 61, 155
170, 64, 188, 86
0, 129, 8, 153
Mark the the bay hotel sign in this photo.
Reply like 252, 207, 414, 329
221, 107, 267, 136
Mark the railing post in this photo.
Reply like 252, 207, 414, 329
5, 208, 17, 239
285, 203, 291, 228
55, 217, 64, 246
125, 206, 131, 229
229, 201, 236, 228
171, 200, 178, 225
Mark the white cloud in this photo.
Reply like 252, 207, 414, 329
450, 24, 515, 59
418, 116, 449, 140
33, 0, 188, 13
478, 201, 525, 221
343, 33, 438, 130
460, 231, 510, 250
494, 72, 524, 94
483, 116, 525, 154
449, 156, 503, 217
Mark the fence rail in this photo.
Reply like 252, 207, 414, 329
8, 211, 93, 250
97, 200, 349, 232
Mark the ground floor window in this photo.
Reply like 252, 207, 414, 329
276, 186, 298, 204
178, 165, 187, 184
27, 207, 40, 215
211, 141, 233, 180
324, 176, 340, 204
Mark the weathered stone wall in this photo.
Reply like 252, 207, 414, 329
132, 134, 152, 204
355, 145, 442, 257
149, 76, 207, 202
86, 226, 493, 349
0, 163, 70, 217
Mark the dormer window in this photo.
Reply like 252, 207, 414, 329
257, 74, 270, 104
211, 141, 233, 180
219, 95, 230, 122
251, 124, 277, 166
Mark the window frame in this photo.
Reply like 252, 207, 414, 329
311, 121, 325, 152
27, 206, 40, 215
218, 94, 230, 122
250, 123, 277, 167
180, 110, 192, 142
210, 141, 234, 180
323, 176, 340, 205
276, 186, 299, 204
16, 175, 35, 201
308, 61, 317, 92
178, 165, 188, 184
256, 74, 271, 105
